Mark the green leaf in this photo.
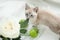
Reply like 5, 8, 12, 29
0, 35, 10, 40
19, 19, 25, 24
2, 38, 10, 40
19, 19, 29, 28
0, 35, 21, 40
12, 36, 21, 40
20, 29, 27, 34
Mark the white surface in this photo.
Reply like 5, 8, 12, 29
0, 1, 59, 40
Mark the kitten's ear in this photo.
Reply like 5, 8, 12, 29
33, 7, 38, 13
25, 4, 30, 10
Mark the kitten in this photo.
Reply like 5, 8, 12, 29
25, 4, 60, 39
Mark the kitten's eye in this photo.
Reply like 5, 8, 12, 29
26, 14, 28, 16
31, 15, 33, 17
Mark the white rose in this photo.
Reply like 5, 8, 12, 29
1, 19, 20, 38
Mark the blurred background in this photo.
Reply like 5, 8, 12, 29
0, 0, 60, 16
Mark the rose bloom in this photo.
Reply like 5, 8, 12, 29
1, 19, 20, 38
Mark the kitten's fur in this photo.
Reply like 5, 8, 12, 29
25, 4, 60, 36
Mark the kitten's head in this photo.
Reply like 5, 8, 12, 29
25, 4, 38, 23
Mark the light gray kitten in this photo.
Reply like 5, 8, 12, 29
25, 4, 60, 40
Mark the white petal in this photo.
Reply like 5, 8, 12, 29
1, 19, 20, 38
